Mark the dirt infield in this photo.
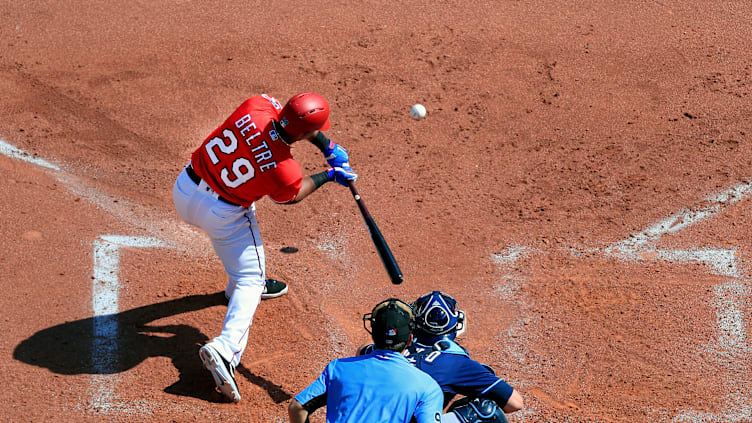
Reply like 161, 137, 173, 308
1, 1, 751, 422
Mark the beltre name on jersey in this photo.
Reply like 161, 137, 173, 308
191, 95, 304, 207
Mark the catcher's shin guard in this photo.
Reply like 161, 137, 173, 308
452, 398, 508, 423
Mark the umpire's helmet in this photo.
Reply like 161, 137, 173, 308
278, 92, 330, 141
363, 298, 415, 348
412, 291, 466, 345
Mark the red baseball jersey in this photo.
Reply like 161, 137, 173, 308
190, 95, 303, 207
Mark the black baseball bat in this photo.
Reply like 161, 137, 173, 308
347, 181, 404, 285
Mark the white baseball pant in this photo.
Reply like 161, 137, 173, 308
172, 166, 265, 368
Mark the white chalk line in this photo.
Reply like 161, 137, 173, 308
90, 236, 166, 413
0, 139, 209, 254
491, 246, 538, 422
0, 139, 183, 414
313, 224, 360, 357
491, 181, 751, 422
602, 181, 752, 421
0, 139, 60, 171
607, 181, 752, 253
673, 278, 751, 423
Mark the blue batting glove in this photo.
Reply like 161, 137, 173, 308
326, 166, 358, 187
324, 142, 350, 168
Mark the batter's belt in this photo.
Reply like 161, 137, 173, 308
185, 164, 242, 207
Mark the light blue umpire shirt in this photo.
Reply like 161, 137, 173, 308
295, 349, 444, 423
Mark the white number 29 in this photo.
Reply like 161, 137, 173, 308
205, 129, 255, 188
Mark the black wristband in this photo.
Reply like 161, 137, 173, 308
311, 171, 330, 188
309, 131, 331, 153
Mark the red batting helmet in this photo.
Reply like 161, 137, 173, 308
278, 92, 331, 137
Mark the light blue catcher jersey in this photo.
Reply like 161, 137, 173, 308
296, 349, 444, 423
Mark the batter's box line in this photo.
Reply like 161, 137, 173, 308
607, 180, 752, 252
89, 235, 168, 415
0, 138, 61, 170
491, 180, 752, 422
0, 138, 209, 254
491, 245, 545, 421
599, 181, 752, 422
605, 247, 739, 278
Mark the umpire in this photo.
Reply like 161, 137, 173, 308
288, 299, 444, 423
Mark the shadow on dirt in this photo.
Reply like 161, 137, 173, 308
13, 291, 291, 403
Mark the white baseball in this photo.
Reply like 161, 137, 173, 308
410, 104, 426, 120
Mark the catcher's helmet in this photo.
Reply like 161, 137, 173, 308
278, 92, 330, 140
412, 291, 466, 345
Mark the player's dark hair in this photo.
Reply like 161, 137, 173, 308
375, 340, 408, 352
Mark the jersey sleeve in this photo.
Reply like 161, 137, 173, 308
295, 361, 331, 412
413, 378, 444, 423
268, 159, 303, 204
448, 357, 514, 407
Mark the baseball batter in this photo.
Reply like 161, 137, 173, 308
173, 92, 357, 402
359, 291, 524, 423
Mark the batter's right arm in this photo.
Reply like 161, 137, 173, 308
288, 171, 331, 204
287, 167, 357, 204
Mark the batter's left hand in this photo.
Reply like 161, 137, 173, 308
325, 142, 350, 168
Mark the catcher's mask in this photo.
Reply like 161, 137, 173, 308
363, 298, 415, 347
412, 291, 466, 345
